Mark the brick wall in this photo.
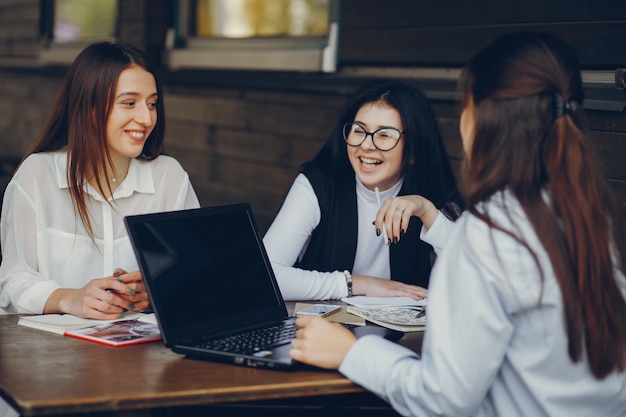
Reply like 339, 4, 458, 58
1, 67, 623, 235
0, 0, 624, 236
0, 67, 352, 233
162, 84, 346, 231
0, 71, 62, 207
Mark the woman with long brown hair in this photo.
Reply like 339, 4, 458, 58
289, 32, 626, 416
0, 42, 199, 319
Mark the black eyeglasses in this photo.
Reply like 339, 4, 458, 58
342, 123, 403, 151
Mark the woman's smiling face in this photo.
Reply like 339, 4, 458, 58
347, 101, 404, 191
106, 65, 158, 163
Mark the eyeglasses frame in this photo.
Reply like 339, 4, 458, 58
342, 122, 404, 151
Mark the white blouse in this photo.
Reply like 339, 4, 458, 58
263, 173, 453, 300
339, 191, 626, 416
0, 151, 200, 314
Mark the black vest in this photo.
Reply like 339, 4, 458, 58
295, 166, 433, 288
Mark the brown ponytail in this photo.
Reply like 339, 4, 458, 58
459, 32, 626, 379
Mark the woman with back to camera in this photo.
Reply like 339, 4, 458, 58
0, 41, 199, 319
263, 79, 463, 301
290, 32, 626, 416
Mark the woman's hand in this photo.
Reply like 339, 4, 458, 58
43, 268, 149, 319
374, 195, 439, 244
290, 316, 356, 369
352, 274, 427, 300
110, 268, 150, 312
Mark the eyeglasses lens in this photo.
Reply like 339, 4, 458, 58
373, 129, 400, 150
343, 123, 401, 151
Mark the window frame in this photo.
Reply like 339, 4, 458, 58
38, 0, 118, 66
164, 0, 339, 73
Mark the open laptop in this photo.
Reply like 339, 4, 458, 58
125, 203, 402, 370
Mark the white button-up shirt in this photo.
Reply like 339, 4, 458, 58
0, 151, 200, 314
339, 191, 626, 417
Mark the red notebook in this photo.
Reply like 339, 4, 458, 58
64, 319, 161, 347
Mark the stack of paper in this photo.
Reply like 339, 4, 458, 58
346, 306, 425, 332
341, 296, 427, 332
341, 295, 427, 308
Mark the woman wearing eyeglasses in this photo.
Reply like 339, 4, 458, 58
263, 79, 463, 301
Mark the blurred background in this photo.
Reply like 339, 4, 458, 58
0, 0, 624, 234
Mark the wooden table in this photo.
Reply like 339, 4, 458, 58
0, 304, 422, 416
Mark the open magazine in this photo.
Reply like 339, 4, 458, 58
65, 318, 161, 347
18, 312, 161, 347
346, 306, 426, 332
341, 296, 428, 332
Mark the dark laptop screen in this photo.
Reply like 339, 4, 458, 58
125, 204, 286, 342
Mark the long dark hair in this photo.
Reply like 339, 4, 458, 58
458, 31, 626, 379
25, 41, 165, 239
306, 79, 463, 215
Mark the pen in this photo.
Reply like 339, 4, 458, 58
374, 186, 389, 245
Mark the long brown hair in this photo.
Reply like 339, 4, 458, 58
24, 41, 165, 239
458, 32, 626, 379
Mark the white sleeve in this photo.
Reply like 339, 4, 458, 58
263, 174, 348, 300
0, 178, 59, 314
340, 215, 515, 416
420, 211, 455, 255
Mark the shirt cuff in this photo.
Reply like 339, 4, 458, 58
420, 211, 449, 252
16, 280, 60, 314
339, 335, 419, 397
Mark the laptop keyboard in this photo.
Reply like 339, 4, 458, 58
198, 321, 298, 354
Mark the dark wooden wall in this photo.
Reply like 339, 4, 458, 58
339, 0, 626, 198
340, 0, 626, 68
0, 0, 625, 235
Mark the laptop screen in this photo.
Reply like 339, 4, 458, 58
125, 204, 287, 344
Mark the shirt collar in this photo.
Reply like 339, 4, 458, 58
113, 158, 155, 199
54, 151, 156, 200
355, 175, 404, 204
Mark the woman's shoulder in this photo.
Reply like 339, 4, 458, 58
455, 191, 534, 253
14, 151, 63, 179
149, 154, 183, 167
130, 156, 188, 189
301, 163, 328, 180
139, 154, 187, 174
20, 151, 59, 165
300, 164, 344, 193
475, 191, 527, 227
